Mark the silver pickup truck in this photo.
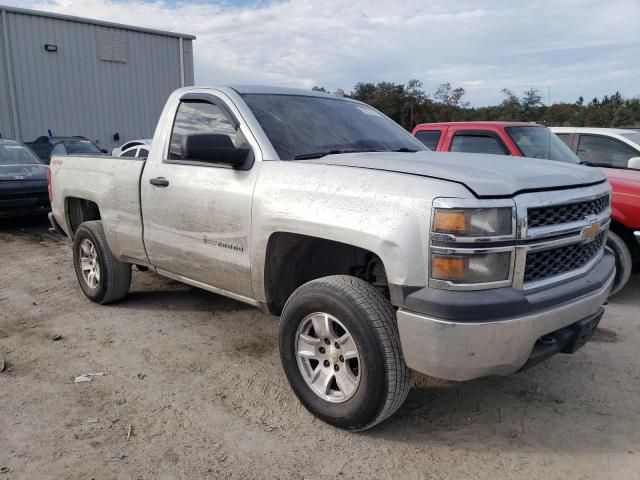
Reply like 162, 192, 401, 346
49, 86, 614, 431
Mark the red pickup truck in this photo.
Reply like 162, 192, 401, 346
412, 121, 640, 296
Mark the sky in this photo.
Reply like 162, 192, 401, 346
7, 0, 640, 106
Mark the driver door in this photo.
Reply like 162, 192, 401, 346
141, 93, 261, 300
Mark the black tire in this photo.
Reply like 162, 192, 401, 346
72, 220, 131, 304
607, 230, 632, 297
279, 275, 410, 431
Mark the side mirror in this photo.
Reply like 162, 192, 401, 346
182, 134, 251, 169
101, 149, 108, 154
627, 157, 640, 171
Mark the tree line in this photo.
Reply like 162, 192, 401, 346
313, 81, 640, 131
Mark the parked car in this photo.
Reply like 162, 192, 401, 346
0, 139, 50, 218
112, 139, 152, 157
413, 121, 638, 296
49, 86, 613, 431
550, 127, 640, 170
118, 144, 150, 158
25, 136, 106, 164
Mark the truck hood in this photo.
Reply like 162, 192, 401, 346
303, 151, 606, 197
0, 164, 48, 182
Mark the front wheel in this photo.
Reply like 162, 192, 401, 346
72, 220, 131, 304
279, 275, 410, 431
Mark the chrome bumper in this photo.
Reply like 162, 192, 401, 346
396, 269, 614, 381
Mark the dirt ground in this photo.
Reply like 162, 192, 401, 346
1, 218, 639, 480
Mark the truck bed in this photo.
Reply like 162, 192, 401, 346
49, 155, 148, 264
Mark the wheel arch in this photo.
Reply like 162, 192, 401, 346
65, 197, 101, 236
262, 231, 397, 315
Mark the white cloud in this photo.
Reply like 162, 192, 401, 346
8, 0, 640, 104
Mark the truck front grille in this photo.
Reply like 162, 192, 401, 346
524, 230, 607, 283
527, 194, 609, 229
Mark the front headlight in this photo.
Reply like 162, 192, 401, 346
431, 251, 512, 284
433, 207, 513, 237
429, 200, 516, 290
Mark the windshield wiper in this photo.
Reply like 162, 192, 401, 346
294, 149, 374, 160
294, 147, 418, 160
390, 147, 418, 153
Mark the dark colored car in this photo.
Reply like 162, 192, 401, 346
25, 136, 105, 164
0, 139, 50, 218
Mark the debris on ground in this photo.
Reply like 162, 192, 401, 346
74, 372, 105, 383
0, 466, 10, 474
52, 334, 62, 341
127, 424, 133, 440
87, 418, 99, 424
0, 355, 6, 373
137, 373, 146, 380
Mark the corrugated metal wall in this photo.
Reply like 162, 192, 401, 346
0, 12, 16, 139
0, 9, 194, 149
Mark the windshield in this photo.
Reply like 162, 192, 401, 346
0, 143, 44, 165
242, 94, 426, 160
64, 140, 102, 154
621, 132, 640, 148
506, 126, 580, 164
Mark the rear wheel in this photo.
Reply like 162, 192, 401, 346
607, 230, 632, 297
279, 275, 410, 431
72, 220, 131, 304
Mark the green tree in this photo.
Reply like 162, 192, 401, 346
521, 88, 543, 121
433, 83, 468, 121
499, 88, 521, 120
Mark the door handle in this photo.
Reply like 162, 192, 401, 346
149, 177, 169, 187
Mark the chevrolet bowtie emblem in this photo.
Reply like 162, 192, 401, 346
582, 221, 600, 242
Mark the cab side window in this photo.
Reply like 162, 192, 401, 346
555, 133, 572, 147
577, 135, 638, 168
168, 101, 240, 160
51, 143, 67, 156
450, 133, 508, 155
415, 130, 441, 150
121, 148, 138, 157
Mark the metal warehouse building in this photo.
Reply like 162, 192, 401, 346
0, 5, 194, 149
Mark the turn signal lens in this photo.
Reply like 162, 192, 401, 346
431, 252, 512, 284
431, 255, 468, 281
433, 209, 468, 234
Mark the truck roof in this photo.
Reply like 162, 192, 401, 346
415, 121, 539, 128
228, 85, 352, 100
551, 126, 640, 135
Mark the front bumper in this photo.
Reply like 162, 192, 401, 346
0, 180, 50, 218
396, 256, 615, 381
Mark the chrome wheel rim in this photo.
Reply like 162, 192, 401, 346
79, 239, 100, 289
295, 312, 361, 403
